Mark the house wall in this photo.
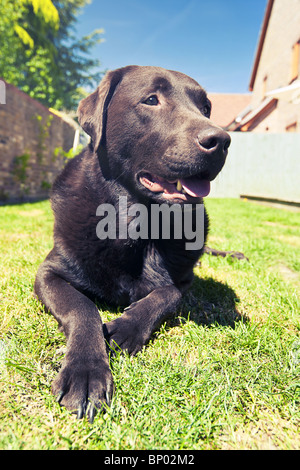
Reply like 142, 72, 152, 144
209, 132, 300, 203
250, 0, 300, 132
0, 79, 76, 203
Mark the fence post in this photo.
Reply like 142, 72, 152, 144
0, 80, 6, 104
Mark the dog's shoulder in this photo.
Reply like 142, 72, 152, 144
51, 147, 90, 197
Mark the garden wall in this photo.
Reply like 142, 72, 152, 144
0, 78, 77, 203
1, 80, 299, 205
209, 132, 300, 204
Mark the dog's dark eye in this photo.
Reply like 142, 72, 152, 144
202, 105, 211, 117
143, 95, 159, 106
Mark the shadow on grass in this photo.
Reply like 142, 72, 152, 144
171, 274, 247, 329
99, 272, 247, 343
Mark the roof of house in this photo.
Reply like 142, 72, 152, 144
235, 96, 277, 131
208, 93, 252, 128
249, 0, 274, 91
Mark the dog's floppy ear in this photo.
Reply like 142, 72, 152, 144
77, 69, 123, 151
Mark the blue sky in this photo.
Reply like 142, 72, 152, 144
75, 0, 267, 93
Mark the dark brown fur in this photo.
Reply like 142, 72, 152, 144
34, 66, 231, 422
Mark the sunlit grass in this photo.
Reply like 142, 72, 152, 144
0, 198, 299, 449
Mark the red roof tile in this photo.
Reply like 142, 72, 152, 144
208, 93, 252, 128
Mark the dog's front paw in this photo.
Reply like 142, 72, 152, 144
103, 314, 145, 356
52, 353, 114, 422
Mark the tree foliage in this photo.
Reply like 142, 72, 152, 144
0, 0, 104, 110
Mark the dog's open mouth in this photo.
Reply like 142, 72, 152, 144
139, 173, 210, 201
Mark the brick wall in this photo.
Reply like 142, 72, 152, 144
250, 0, 300, 132
0, 79, 77, 203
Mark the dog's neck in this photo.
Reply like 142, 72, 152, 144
96, 145, 112, 181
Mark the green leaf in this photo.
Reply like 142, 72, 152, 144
0, 0, 104, 110
22, 0, 59, 28
14, 24, 34, 48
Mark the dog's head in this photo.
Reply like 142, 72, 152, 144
78, 65, 230, 203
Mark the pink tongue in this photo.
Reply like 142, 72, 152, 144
180, 177, 211, 197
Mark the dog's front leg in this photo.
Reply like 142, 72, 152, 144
103, 285, 182, 355
34, 258, 113, 422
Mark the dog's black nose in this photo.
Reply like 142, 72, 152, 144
197, 128, 231, 156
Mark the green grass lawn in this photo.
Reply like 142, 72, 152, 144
0, 198, 299, 450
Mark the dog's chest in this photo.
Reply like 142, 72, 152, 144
86, 238, 146, 303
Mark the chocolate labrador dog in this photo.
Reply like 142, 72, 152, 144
34, 65, 231, 422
